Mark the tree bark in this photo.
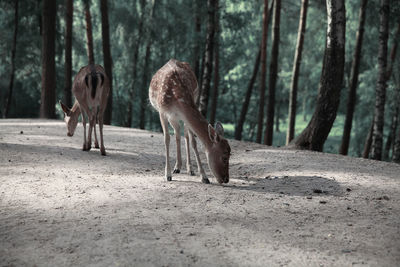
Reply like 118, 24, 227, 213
256, 0, 270, 143
139, 0, 156, 129
383, 102, 399, 160
84, 0, 95, 65
193, 0, 202, 81
362, 121, 373, 158
293, 0, 345, 151
209, 0, 219, 126
3, 0, 19, 118
263, 0, 281, 146
100, 0, 113, 125
371, 0, 390, 161
63, 0, 73, 108
126, 0, 146, 128
286, 0, 309, 145
234, 46, 261, 140
339, 0, 367, 155
393, 127, 400, 163
199, 0, 216, 117
40, 0, 57, 119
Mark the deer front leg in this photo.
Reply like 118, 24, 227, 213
169, 119, 182, 173
189, 130, 209, 184
160, 113, 172, 181
93, 115, 99, 148
98, 111, 106, 156
184, 126, 194, 176
86, 113, 95, 152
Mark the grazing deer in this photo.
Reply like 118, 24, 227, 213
60, 64, 110, 156
149, 59, 231, 184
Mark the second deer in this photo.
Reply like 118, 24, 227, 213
60, 64, 110, 156
149, 59, 231, 184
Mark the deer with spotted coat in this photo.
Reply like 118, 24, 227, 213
60, 64, 110, 156
149, 59, 231, 184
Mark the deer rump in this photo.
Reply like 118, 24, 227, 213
84, 71, 105, 99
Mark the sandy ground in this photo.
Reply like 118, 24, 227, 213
0, 119, 399, 267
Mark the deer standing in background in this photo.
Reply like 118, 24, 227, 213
60, 64, 110, 156
149, 59, 231, 184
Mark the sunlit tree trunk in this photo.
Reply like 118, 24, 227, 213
84, 0, 94, 65
100, 0, 113, 125
63, 0, 73, 108
371, 0, 390, 160
293, 0, 345, 151
256, 0, 270, 143
3, 0, 19, 118
209, 0, 219, 126
40, 0, 56, 119
234, 46, 261, 140
199, 0, 216, 117
126, 0, 146, 128
286, 0, 308, 145
264, 0, 281, 145
339, 0, 367, 155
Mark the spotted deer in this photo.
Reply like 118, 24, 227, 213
149, 59, 231, 184
60, 64, 110, 156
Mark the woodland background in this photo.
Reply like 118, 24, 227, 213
1, 0, 400, 161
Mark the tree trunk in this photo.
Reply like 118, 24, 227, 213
209, 0, 219, 126
256, 0, 270, 143
199, 0, 216, 117
362, 122, 373, 158
234, 46, 261, 140
193, 0, 202, 81
263, 0, 281, 146
383, 103, 399, 160
339, 0, 367, 155
275, 99, 280, 133
139, 0, 156, 129
393, 127, 400, 163
126, 0, 146, 128
84, 0, 95, 65
40, 0, 56, 119
293, 0, 345, 151
3, 0, 19, 118
63, 0, 73, 108
371, 0, 390, 161
100, 0, 113, 125
286, 0, 308, 145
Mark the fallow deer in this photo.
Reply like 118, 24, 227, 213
60, 64, 110, 156
149, 59, 231, 184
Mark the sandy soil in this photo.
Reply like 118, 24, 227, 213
0, 119, 399, 266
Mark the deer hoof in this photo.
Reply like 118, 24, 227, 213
173, 169, 180, 174
100, 147, 106, 156
95, 142, 100, 149
167, 176, 172, 182
201, 178, 210, 184
189, 171, 195, 176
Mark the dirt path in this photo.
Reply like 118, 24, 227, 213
1, 119, 399, 266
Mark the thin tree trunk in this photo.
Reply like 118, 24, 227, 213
40, 0, 56, 119
84, 0, 95, 65
275, 99, 280, 133
393, 127, 400, 163
362, 122, 373, 158
199, 0, 216, 117
139, 0, 156, 129
286, 0, 308, 145
371, 0, 390, 160
3, 0, 19, 118
383, 104, 399, 160
234, 46, 261, 140
126, 0, 146, 128
100, 0, 113, 125
256, 0, 270, 143
209, 0, 219, 126
264, 0, 281, 146
63, 0, 73, 108
339, 0, 367, 155
293, 0, 346, 151
193, 0, 202, 80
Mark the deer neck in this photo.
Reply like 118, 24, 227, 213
180, 104, 213, 151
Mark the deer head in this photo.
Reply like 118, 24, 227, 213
205, 122, 231, 184
60, 101, 79, 137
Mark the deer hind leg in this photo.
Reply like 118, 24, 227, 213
169, 119, 182, 174
81, 110, 89, 151
189, 130, 209, 184
160, 113, 172, 181
93, 110, 99, 148
86, 112, 95, 152
184, 125, 194, 176
98, 109, 106, 156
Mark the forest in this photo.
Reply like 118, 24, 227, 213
1, 0, 400, 162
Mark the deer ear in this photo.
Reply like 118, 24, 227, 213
59, 101, 71, 116
215, 122, 224, 137
208, 124, 220, 143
